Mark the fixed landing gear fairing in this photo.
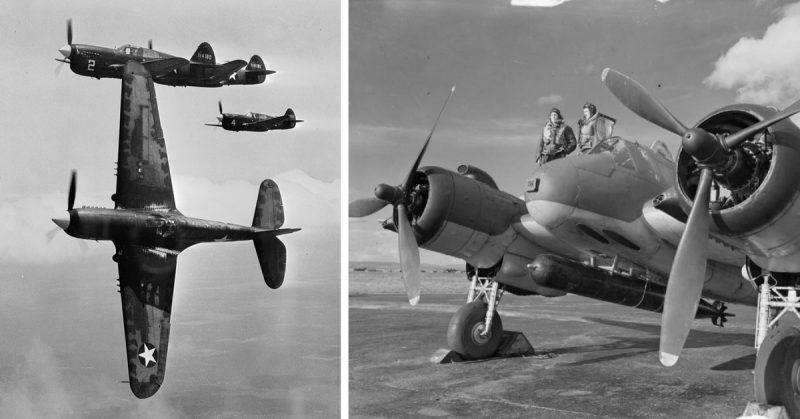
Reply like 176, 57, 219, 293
351, 71, 800, 414
53, 61, 299, 398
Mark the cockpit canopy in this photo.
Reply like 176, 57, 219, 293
117, 44, 160, 59
589, 137, 673, 171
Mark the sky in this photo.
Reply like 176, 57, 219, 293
349, 0, 800, 264
0, 0, 340, 416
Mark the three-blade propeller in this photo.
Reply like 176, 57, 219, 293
602, 68, 800, 366
349, 86, 456, 305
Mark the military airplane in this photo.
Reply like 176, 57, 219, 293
205, 101, 302, 132
350, 74, 800, 414
56, 20, 274, 87
52, 61, 299, 398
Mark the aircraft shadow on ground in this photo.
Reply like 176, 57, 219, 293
545, 317, 754, 369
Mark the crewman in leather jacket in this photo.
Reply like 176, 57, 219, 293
537, 108, 576, 166
577, 102, 599, 153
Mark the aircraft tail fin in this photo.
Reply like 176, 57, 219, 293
252, 179, 298, 288
282, 108, 302, 129
227, 55, 274, 85
252, 179, 285, 229
190, 42, 216, 65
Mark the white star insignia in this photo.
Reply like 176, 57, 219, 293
138, 343, 157, 367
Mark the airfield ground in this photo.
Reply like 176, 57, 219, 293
349, 265, 758, 418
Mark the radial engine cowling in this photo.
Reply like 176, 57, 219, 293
675, 104, 800, 271
390, 166, 527, 267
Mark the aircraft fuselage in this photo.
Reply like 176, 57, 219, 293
57, 207, 259, 250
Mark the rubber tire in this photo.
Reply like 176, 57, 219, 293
754, 317, 800, 406
446, 301, 503, 360
781, 336, 800, 418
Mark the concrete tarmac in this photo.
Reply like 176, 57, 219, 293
350, 293, 758, 418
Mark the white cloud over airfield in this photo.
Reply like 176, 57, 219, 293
0, 171, 338, 264
705, 2, 800, 106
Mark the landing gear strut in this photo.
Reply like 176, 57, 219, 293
753, 276, 800, 416
446, 266, 505, 360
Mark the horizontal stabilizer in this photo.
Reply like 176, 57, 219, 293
254, 235, 287, 289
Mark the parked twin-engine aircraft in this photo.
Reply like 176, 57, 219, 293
205, 101, 302, 132
56, 20, 274, 87
52, 61, 299, 398
350, 73, 800, 414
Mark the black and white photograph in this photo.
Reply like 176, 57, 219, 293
349, 0, 800, 417
0, 0, 340, 417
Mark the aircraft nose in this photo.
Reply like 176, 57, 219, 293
217, 115, 223, 122
52, 213, 70, 230
59, 45, 72, 59
524, 159, 579, 228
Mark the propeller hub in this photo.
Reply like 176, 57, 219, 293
59, 45, 72, 59
681, 127, 728, 169
374, 184, 404, 205
52, 212, 70, 231
217, 115, 223, 122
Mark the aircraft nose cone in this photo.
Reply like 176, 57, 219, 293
52, 214, 70, 230
217, 115, 223, 122
524, 159, 579, 229
58, 45, 72, 59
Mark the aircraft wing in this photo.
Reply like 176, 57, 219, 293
206, 59, 247, 82
115, 61, 176, 211
141, 57, 189, 77
115, 243, 179, 399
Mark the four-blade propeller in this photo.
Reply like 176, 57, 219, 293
349, 85, 456, 305
602, 68, 800, 366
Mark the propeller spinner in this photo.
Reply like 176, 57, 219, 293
349, 85, 456, 305
602, 68, 800, 366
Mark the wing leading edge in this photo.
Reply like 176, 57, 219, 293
115, 243, 179, 399
115, 61, 176, 211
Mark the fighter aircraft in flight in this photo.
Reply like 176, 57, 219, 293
350, 74, 800, 414
205, 101, 302, 132
55, 20, 274, 87
52, 61, 299, 398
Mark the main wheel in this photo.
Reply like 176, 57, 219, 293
754, 317, 800, 408
446, 301, 502, 360
781, 336, 800, 418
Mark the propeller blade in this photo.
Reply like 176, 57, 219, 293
724, 97, 800, 149
602, 68, 688, 137
67, 19, 72, 45
401, 85, 456, 192
659, 167, 714, 366
397, 204, 421, 305
67, 171, 76, 211
349, 198, 389, 218
148, 39, 153, 50
46, 227, 61, 243
218, 100, 223, 115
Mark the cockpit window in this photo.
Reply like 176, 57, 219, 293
589, 137, 636, 170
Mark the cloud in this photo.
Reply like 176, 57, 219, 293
510, 0, 574, 7
705, 2, 800, 105
536, 94, 563, 106
0, 171, 339, 264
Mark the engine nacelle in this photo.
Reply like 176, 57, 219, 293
675, 104, 800, 271
396, 166, 527, 267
